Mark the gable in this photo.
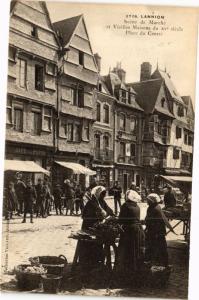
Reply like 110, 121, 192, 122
10, 1, 58, 47
155, 84, 173, 116
70, 18, 92, 55
75, 18, 89, 40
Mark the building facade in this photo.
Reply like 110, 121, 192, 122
53, 15, 98, 186
6, 1, 59, 182
104, 64, 144, 192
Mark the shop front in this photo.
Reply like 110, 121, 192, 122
92, 164, 114, 188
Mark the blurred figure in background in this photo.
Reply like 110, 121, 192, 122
15, 172, 26, 216
5, 181, 17, 220
111, 181, 122, 216
22, 179, 37, 223
64, 179, 75, 216
53, 183, 63, 215
164, 186, 176, 209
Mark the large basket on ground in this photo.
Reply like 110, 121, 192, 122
15, 264, 46, 291
29, 255, 67, 275
41, 274, 62, 294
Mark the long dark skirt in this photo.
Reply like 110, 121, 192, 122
145, 233, 168, 267
117, 224, 145, 274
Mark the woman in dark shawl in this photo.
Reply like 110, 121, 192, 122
78, 186, 114, 268
117, 190, 145, 276
145, 193, 176, 267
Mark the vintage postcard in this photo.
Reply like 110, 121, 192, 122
0, 0, 199, 298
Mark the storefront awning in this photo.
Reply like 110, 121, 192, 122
160, 175, 192, 184
4, 160, 50, 176
55, 161, 96, 176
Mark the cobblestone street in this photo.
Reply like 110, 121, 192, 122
1, 201, 189, 299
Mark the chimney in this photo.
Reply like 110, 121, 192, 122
94, 53, 101, 72
140, 62, 152, 81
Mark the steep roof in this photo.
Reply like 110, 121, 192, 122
129, 79, 163, 114
151, 69, 184, 104
53, 15, 82, 47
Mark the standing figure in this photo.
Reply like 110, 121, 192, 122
112, 181, 122, 215
5, 181, 17, 220
53, 184, 63, 215
64, 179, 74, 216
164, 186, 177, 209
22, 179, 37, 223
35, 178, 43, 217
74, 184, 84, 215
145, 193, 175, 267
15, 172, 26, 215
79, 186, 114, 268
117, 190, 145, 277
43, 179, 51, 217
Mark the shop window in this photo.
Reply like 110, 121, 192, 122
14, 108, 23, 132
6, 99, 12, 124
67, 123, 73, 141
43, 107, 51, 132
176, 126, 182, 139
35, 64, 44, 91
96, 102, 101, 121
78, 51, 84, 66
103, 104, 109, 124
130, 143, 136, 157
31, 108, 41, 135
19, 58, 27, 88
74, 123, 81, 142
119, 113, 126, 131
120, 142, 125, 157
173, 148, 180, 159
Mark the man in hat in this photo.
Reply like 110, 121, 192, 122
22, 179, 37, 223
15, 172, 26, 215
53, 183, 63, 215
111, 181, 122, 215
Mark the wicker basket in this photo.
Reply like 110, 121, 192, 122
29, 255, 67, 275
41, 274, 62, 294
15, 264, 45, 291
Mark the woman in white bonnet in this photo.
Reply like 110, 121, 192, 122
116, 189, 145, 279
78, 185, 114, 268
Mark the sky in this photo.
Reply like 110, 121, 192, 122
47, 2, 198, 104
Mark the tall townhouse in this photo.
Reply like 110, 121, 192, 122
128, 62, 194, 190
104, 64, 144, 192
53, 15, 98, 186
92, 55, 115, 188
6, 1, 59, 179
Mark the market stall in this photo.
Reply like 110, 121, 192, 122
159, 175, 191, 242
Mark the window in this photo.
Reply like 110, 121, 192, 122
121, 90, 127, 103
31, 25, 38, 38
31, 109, 41, 135
35, 64, 44, 91
158, 122, 162, 135
77, 89, 84, 107
120, 142, 125, 157
74, 124, 81, 142
188, 135, 193, 146
176, 126, 182, 139
95, 134, 100, 149
177, 105, 184, 117
19, 59, 27, 88
99, 83, 102, 92
70, 88, 77, 106
173, 148, 180, 159
103, 135, 109, 150
184, 132, 188, 144
83, 120, 89, 140
67, 123, 73, 141
130, 143, 136, 157
119, 113, 126, 131
6, 99, 12, 124
14, 108, 23, 132
79, 51, 84, 66
43, 108, 51, 132
103, 104, 109, 124
128, 93, 135, 104
96, 102, 101, 121
161, 98, 165, 107
130, 116, 136, 133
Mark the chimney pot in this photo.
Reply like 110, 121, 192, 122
140, 62, 152, 81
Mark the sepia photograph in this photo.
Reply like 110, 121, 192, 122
0, 0, 199, 298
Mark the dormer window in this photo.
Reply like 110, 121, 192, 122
31, 25, 38, 38
177, 105, 184, 117
79, 51, 84, 66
